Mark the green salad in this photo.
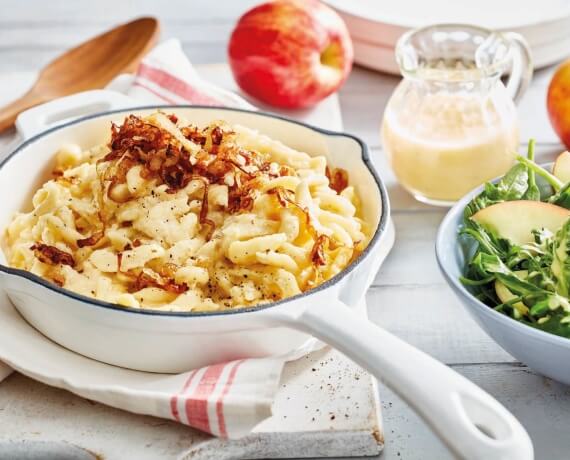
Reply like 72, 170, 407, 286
461, 140, 570, 339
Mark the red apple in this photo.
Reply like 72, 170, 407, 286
228, 0, 353, 109
547, 60, 570, 149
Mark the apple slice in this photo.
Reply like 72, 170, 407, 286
495, 274, 529, 318
471, 200, 570, 245
553, 151, 570, 183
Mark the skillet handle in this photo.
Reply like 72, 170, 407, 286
15, 90, 135, 140
278, 300, 533, 460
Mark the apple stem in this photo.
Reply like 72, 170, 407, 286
516, 154, 563, 191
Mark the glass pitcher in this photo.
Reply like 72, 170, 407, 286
382, 24, 532, 206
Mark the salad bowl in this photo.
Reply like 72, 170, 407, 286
437, 162, 570, 385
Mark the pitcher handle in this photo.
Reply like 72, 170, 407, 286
504, 32, 533, 104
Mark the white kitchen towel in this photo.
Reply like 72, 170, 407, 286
0, 39, 341, 439
125, 39, 256, 109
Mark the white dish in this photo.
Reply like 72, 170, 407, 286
352, 39, 399, 75
0, 278, 386, 445
4, 100, 387, 373
326, 0, 570, 73
0, 90, 532, 459
326, 0, 570, 30
352, 34, 570, 74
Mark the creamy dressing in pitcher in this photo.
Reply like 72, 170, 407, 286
382, 89, 519, 203
382, 24, 531, 205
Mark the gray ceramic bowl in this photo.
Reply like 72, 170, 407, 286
436, 172, 570, 385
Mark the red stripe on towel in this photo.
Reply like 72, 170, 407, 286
132, 81, 179, 104
137, 62, 223, 105
170, 369, 199, 422
185, 362, 227, 433
216, 359, 245, 438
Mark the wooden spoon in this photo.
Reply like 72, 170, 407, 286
0, 17, 159, 133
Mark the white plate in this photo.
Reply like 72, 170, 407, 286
326, 0, 570, 73
352, 39, 399, 75
326, 0, 570, 33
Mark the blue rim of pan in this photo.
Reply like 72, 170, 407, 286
0, 105, 390, 317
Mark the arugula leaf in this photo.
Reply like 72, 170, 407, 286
524, 310, 570, 338
460, 224, 505, 257
476, 252, 510, 275
523, 139, 540, 201
494, 272, 549, 299
548, 182, 570, 209
494, 163, 529, 201
463, 157, 531, 221
551, 219, 570, 297
517, 154, 563, 192
464, 141, 560, 223
474, 253, 548, 296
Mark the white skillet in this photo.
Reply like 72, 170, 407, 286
0, 91, 533, 459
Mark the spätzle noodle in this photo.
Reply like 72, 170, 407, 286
4, 112, 370, 312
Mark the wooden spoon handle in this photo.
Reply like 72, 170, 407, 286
0, 92, 44, 134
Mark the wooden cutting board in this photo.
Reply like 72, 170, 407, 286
0, 64, 384, 460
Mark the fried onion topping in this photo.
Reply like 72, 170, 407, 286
310, 235, 330, 266
31, 243, 75, 267
98, 114, 303, 234
326, 166, 349, 194
94, 115, 350, 272
77, 231, 104, 248
131, 270, 188, 294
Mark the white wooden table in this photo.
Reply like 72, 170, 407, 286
2, 1, 570, 459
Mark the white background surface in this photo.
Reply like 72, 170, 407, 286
1, 1, 570, 459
